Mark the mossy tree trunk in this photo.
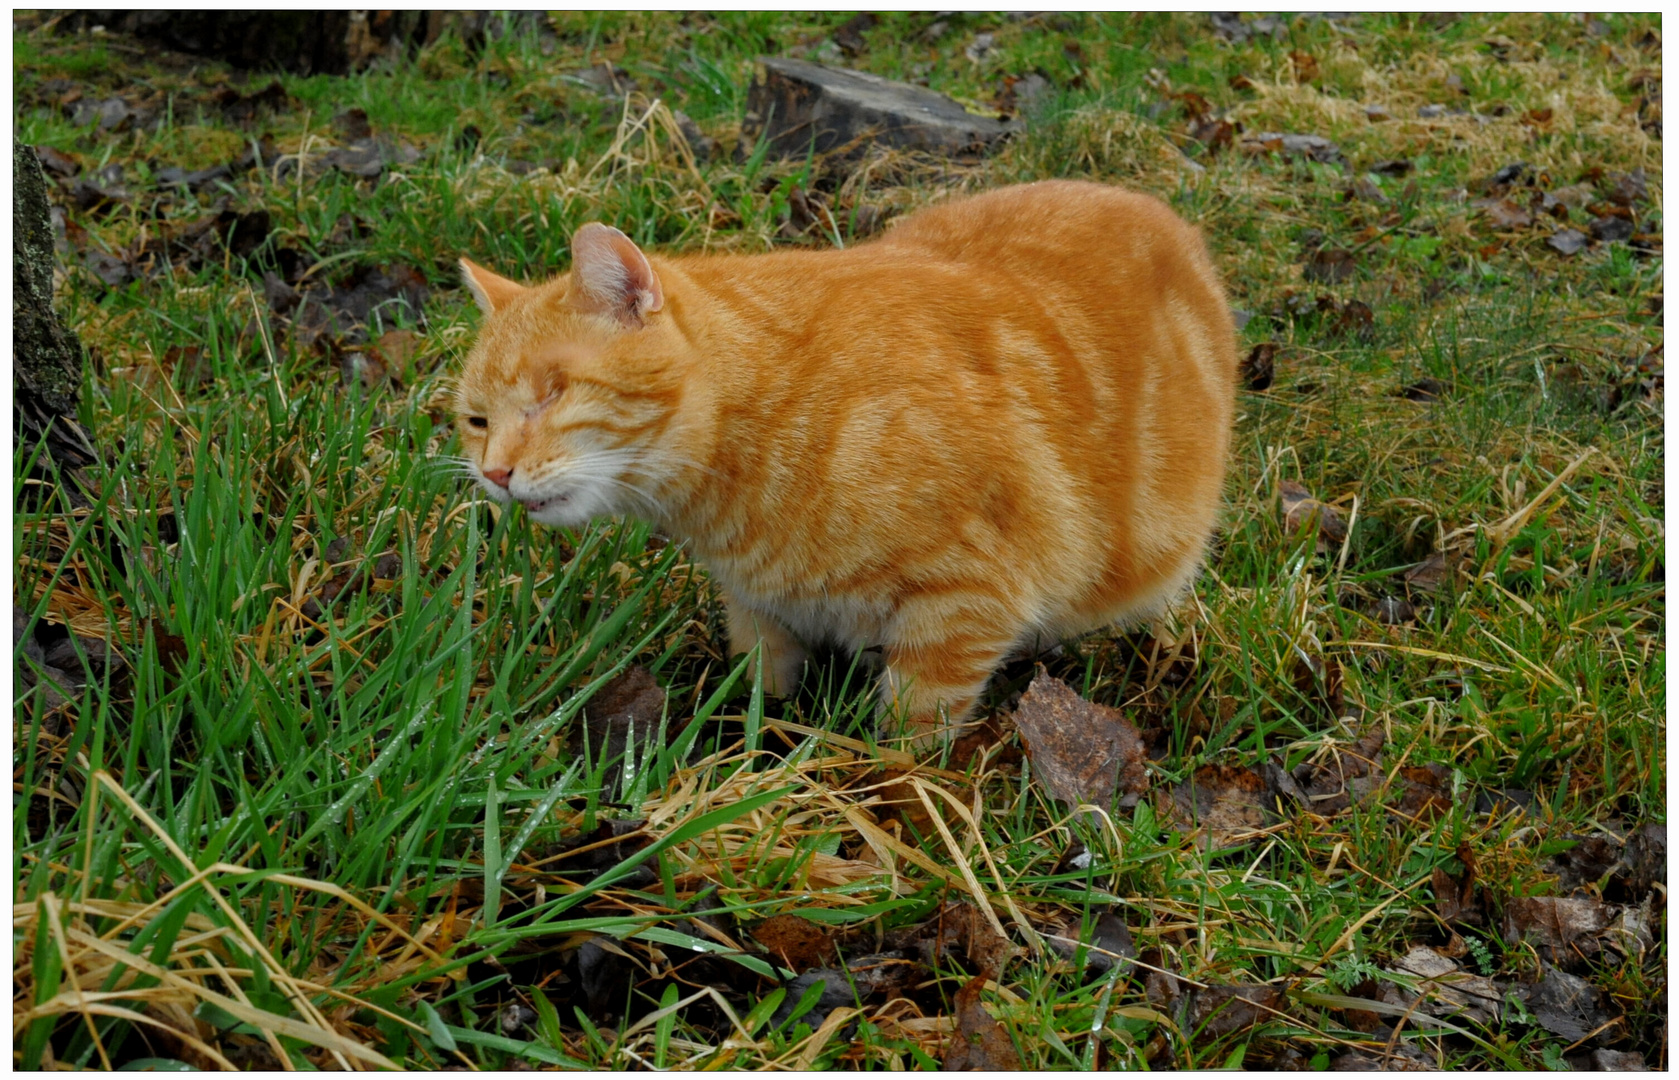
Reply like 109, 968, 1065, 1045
14, 138, 96, 495
49, 12, 503, 74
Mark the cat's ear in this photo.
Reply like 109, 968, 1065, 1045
568, 223, 664, 328
459, 257, 527, 315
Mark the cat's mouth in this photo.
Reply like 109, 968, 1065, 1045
519, 494, 570, 514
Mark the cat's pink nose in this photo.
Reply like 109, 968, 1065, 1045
482, 467, 513, 489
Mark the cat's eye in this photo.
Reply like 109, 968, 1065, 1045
466, 416, 488, 429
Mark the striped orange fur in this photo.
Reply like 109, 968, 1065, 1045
455, 180, 1237, 747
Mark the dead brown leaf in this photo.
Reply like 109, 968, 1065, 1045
1393, 764, 1454, 821
1165, 764, 1275, 848
1388, 945, 1503, 1024
871, 769, 939, 837
1503, 896, 1616, 961
1240, 342, 1277, 390
1348, 175, 1389, 204
928, 901, 1017, 980
1141, 947, 1181, 1010
339, 349, 389, 391
1012, 669, 1149, 813
1430, 849, 1484, 927
1403, 551, 1459, 593
1293, 652, 1347, 718
752, 914, 837, 973
1474, 196, 1535, 229
774, 954, 924, 1033
375, 328, 420, 370
1041, 905, 1137, 978
569, 666, 672, 776
1332, 298, 1375, 339
830, 11, 877, 57
943, 976, 1020, 1070
1293, 726, 1385, 816
1374, 596, 1417, 624
1288, 50, 1320, 83
1084, 909, 1136, 977
1524, 964, 1618, 1043
1330, 1049, 1433, 1071
1303, 246, 1357, 284
211, 79, 293, 125
1187, 116, 1238, 153
1242, 131, 1344, 166
943, 710, 1021, 773
1279, 480, 1348, 553
1576, 1049, 1649, 1071
1623, 823, 1665, 900
34, 144, 80, 180
1607, 168, 1649, 206
1400, 377, 1446, 402
1175, 89, 1213, 122
1189, 983, 1288, 1037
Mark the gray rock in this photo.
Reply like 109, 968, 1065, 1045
1241, 131, 1345, 167
15, 613, 44, 667
743, 56, 1019, 162
1012, 72, 1054, 117
672, 110, 715, 163
565, 62, 637, 100
19, 659, 75, 709
43, 635, 121, 679
1548, 229, 1590, 256
1590, 216, 1634, 243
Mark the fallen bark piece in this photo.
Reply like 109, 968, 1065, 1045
744, 56, 1019, 162
1013, 669, 1149, 815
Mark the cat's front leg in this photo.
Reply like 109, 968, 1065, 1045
724, 595, 808, 698
878, 598, 1017, 748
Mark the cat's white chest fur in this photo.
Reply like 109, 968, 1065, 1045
706, 559, 891, 652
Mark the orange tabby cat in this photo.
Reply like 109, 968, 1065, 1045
455, 180, 1236, 746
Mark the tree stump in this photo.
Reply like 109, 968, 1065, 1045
14, 138, 96, 495
743, 57, 1020, 163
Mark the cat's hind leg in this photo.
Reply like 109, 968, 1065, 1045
724, 595, 808, 699
878, 592, 1018, 749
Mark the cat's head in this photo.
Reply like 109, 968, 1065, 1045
454, 224, 686, 529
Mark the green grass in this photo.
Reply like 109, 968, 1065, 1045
14, 10, 1663, 1071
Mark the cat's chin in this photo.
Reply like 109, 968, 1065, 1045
521, 496, 594, 530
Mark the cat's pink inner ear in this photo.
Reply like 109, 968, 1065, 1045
460, 257, 527, 315
568, 223, 664, 327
